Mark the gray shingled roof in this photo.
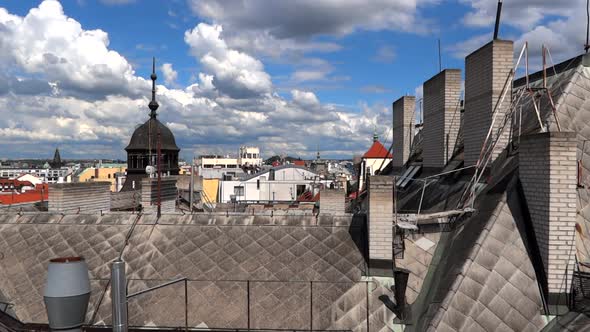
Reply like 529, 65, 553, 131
0, 212, 394, 331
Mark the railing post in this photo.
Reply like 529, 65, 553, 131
309, 281, 313, 331
184, 278, 188, 331
365, 281, 370, 332
247, 280, 251, 330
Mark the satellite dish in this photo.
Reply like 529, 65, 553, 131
145, 165, 155, 175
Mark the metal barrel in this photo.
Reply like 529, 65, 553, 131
43, 257, 91, 331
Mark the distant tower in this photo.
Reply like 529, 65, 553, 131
51, 148, 62, 168
316, 145, 321, 160
122, 57, 180, 192
373, 127, 379, 142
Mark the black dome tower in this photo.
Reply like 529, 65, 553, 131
122, 58, 180, 192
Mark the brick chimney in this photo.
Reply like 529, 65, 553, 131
519, 131, 577, 304
464, 40, 513, 167
392, 96, 415, 168
367, 175, 394, 263
422, 69, 462, 168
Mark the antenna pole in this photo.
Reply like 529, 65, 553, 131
493, 0, 503, 40
586, 0, 590, 53
157, 128, 162, 218
438, 38, 442, 72
542, 45, 547, 89
189, 158, 194, 212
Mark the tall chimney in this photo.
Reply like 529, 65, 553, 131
422, 69, 462, 168
464, 40, 513, 167
519, 131, 577, 307
367, 175, 394, 263
392, 96, 415, 168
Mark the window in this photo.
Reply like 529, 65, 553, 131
226, 164, 237, 168
247, 153, 252, 159
296, 185, 306, 197
234, 186, 244, 196
108, 174, 111, 179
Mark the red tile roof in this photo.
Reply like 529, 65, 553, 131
0, 184, 48, 205
362, 140, 392, 158
293, 160, 305, 166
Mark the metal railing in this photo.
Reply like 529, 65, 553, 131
91, 278, 384, 332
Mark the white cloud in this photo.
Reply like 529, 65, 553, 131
291, 90, 320, 108
360, 85, 392, 94
160, 63, 178, 86
459, 0, 577, 30
0, 1, 387, 160
184, 23, 272, 99
188, 0, 437, 58
0, 0, 145, 98
456, 0, 586, 64
372, 45, 396, 63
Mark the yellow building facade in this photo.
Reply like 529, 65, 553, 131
78, 165, 126, 192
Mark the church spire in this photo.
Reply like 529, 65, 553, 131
316, 144, 321, 160
51, 148, 62, 168
373, 126, 379, 142
148, 57, 159, 119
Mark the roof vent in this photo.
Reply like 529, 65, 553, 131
43, 257, 90, 331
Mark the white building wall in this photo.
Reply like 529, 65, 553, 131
218, 166, 325, 203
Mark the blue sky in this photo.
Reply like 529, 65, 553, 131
0, 0, 585, 160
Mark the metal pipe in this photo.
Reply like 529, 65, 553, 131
157, 128, 162, 218
111, 260, 128, 332
423, 165, 476, 179
493, 0, 503, 40
542, 44, 547, 89
417, 180, 427, 216
586, 0, 590, 53
127, 277, 187, 299
189, 159, 194, 212
438, 38, 442, 72
184, 279, 188, 331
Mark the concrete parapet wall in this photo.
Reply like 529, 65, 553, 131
519, 131, 577, 296
464, 40, 513, 166
392, 96, 415, 168
48, 182, 111, 213
367, 175, 394, 260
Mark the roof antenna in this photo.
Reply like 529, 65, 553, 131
493, 0, 503, 40
438, 38, 442, 73
586, 0, 590, 53
148, 57, 159, 119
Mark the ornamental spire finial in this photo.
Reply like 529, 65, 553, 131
148, 57, 159, 118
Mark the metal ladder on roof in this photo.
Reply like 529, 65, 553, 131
458, 42, 554, 209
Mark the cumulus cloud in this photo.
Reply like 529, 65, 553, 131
455, 0, 586, 64
189, 0, 437, 58
0, 0, 145, 99
0, 1, 386, 160
184, 23, 272, 99
160, 63, 178, 86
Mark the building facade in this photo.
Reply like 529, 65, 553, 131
218, 165, 329, 203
